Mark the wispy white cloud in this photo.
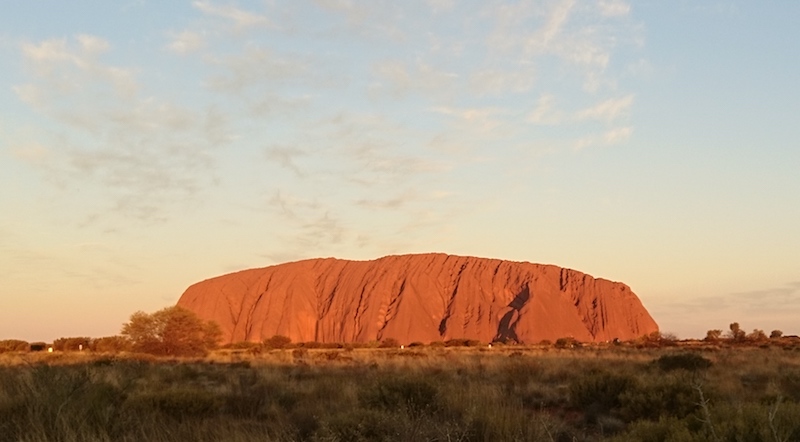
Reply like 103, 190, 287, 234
524, 0, 576, 54
9, 142, 51, 164
430, 105, 506, 133
265, 190, 349, 255
603, 126, 633, 144
312, 0, 406, 41
75, 34, 110, 55
573, 126, 632, 150
427, 0, 455, 13
19, 36, 137, 99
356, 191, 417, 210
13, 35, 230, 222
371, 60, 458, 98
598, 0, 631, 17
268, 190, 321, 222
265, 146, 308, 177
165, 30, 205, 54
314, 0, 369, 23
205, 46, 309, 94
575, 95, 634, 122
469, 68, 535, 96
356, 189, 454, 211
528, 94, 564, 125
193, 1, 273, 31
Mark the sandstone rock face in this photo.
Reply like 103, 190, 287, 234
177, 254, 658, 344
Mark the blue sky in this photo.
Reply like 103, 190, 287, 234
1, 1, 798, 341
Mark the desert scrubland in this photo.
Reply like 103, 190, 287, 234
2, 342, 800, 441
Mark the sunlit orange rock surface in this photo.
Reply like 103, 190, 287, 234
177, 254, 658, 344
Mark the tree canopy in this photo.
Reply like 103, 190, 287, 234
121, 306, 221, 357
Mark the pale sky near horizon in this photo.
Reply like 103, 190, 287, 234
1, 1, 798, 342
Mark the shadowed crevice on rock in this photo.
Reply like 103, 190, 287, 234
494, 286, 530, 343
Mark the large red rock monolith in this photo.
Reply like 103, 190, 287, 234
177, 253, 658, 344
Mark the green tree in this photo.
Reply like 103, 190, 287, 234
705, 329, 723, 342
728, 322, 746, 342
746, 329, 768, 342
121, 306, 221, 357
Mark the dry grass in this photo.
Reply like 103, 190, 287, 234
2, 344, 800, 441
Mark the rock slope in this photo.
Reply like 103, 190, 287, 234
177, 253, 658, 344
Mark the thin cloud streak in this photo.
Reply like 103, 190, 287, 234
193, 1, 274, 31
13, 35, 229, 222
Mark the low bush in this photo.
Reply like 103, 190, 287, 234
555, 337, 580, 348
29, 342, 48, 351
655, 352, 712, 372
53, 336, 91, 352
263, 335, 292, 349
126, 389, 223, 419
91, 336, 132, 353
0, 340, 29, 353
619, 376, 698, 421
444, 339, 481, 347
569, 370, 635, 415
361, 376, 440, 417
379, 338, 400, 348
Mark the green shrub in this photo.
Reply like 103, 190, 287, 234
126, 389, 223, 419
555, 337, 579, 348
612, 416, 696, 442
569, 370, 635, 414
322, 408, 399, 441
227, 341, 262, 350
0, 339, 29, 353
655, 353, 712, 372
379, 338, 400, 348
91, 336, 132, 353
121, 306, 221, 357
442, 338, 481, 347
30, 342, 48, 351
263, 335, 292, 349
292, 348, 308, 359
619, 377, 698, 421
53, 336, 92, 351
779, 370, 800, 401
361, 376, 439, 417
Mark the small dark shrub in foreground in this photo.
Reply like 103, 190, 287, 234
569, 371, 635, 414
655, 352, 712, 372
361, 376, 439, 417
